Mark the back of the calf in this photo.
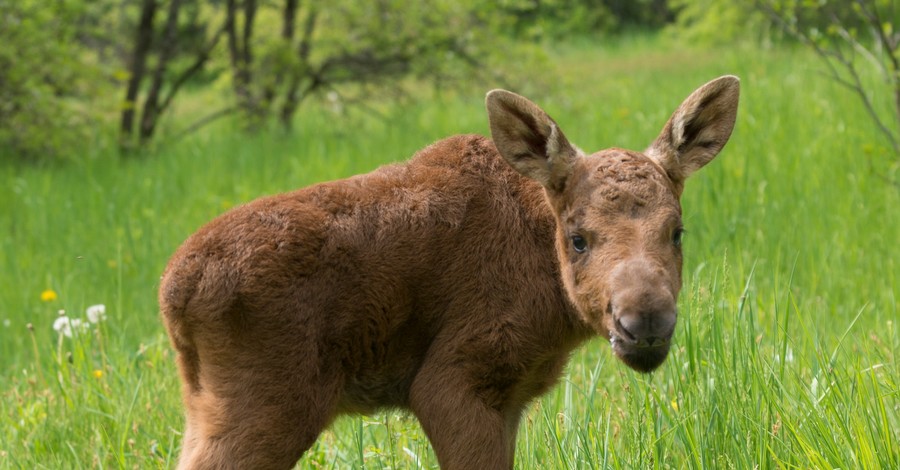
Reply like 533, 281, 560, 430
161, 76, 739, 469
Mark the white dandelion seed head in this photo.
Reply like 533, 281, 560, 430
53, 316, 89, 337
53, 316, 73, 337
3, 319, 10, 328
86, 304, 107, 323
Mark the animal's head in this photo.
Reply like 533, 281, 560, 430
486, 76, 739, 372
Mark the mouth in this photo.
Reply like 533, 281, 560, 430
609, 331, 672, 373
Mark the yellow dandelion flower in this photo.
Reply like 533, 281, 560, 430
40, 289, 58, 302
92, 369, 103, 379
670, 400, 679, 412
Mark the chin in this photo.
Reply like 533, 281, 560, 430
610, 335, 672, 373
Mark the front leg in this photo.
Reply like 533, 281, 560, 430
409, 365, 514, 470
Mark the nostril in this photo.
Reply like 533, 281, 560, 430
614, 310, 677, 345
615, 317, 636, 342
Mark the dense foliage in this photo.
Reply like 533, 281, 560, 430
0, 0, 682, 160
1, 0, 897, 170
0, 1, 108, 160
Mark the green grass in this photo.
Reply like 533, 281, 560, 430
1, 36, 898, 468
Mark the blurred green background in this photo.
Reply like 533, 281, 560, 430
1, 1, 898, 468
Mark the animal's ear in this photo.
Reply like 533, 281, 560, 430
486, 90, 579, 193
647, 75, 740, 189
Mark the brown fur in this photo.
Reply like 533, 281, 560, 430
160, 76, 739, 469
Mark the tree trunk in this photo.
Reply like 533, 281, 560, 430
120, 0, 157, 149
139, 0, 184, 143
262, 0, 298, 109
226, 0, 261, 123
280, 7, 318, 129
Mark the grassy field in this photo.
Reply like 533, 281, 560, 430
1, 35, 898, 468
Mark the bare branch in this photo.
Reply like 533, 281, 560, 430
754, 0, 900, 154
855, 0, 900, 73
159, 24, 227, 115
840, 55, 898, 152
854, 0, 900, 141
170, 106, 238, 142
829, 13, 887, 78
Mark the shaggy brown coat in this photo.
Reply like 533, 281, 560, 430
160, 76, 740, 469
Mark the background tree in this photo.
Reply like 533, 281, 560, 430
667, 0, 765, 42
499, 0, 673, 39
217, 0, 522, 131
119, 0, 224, 150
0, 0, 106, 161
2, 0, 689, 160
753, 0, 900, 165
668, 0, 898, 184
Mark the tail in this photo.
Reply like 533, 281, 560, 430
161, 248, 242, 392
159, 253, 208, 392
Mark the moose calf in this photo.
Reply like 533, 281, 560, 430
160, 76, 740, 469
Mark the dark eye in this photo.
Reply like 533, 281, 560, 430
672, 227, 685, 248
571, 235, 587, 253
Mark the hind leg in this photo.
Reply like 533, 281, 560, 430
175, 365, 341, 470
176, 402, 321, 469
171, 320, 343, 470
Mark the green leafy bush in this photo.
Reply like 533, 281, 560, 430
0, 0, 108, 162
